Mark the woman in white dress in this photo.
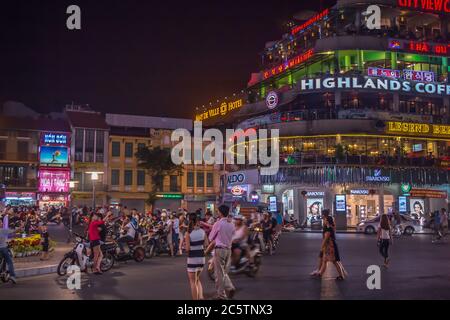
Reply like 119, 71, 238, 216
185, 213, 209, 300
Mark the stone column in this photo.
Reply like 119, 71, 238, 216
393, 93, 400, 112
378, 186, 385, 215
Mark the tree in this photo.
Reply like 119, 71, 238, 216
135, 146, 183, 206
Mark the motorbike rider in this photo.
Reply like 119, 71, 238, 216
231, 215, 249, 269
117, 216, 137, 254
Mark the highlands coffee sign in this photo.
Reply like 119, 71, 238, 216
397, 0, 450, 14
299, 77, 450, 96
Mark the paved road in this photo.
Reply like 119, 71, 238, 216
1, 232, 450, 300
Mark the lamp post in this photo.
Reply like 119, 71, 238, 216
86, 172, 103, 211
66, 180, 78, 243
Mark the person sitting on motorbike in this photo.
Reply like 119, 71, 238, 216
117, 217, 137, 254
231, 215, 249, 269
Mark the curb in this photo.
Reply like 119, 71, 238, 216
16, 265, 58, 278
292, 229, 434, 235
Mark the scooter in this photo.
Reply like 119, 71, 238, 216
208, 241, 262, 280
57, 233, 115, 276
0, 246, 13, 283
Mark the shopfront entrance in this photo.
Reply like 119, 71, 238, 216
346, 189, 394, 226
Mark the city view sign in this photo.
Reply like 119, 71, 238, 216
195, 98, 243, 122
397, 0, 450, 14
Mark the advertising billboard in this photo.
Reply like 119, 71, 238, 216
40, 146, 69, 167
335, 194, 347, 213
38, 170, 70, 193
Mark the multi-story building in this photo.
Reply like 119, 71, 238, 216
0, 108, 71, 207
105, 113, 220, 213
196, 0, 450, 228
65, 106, 109, 208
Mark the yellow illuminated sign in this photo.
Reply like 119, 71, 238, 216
195, 99, 243, 121
386, 121, 450, 138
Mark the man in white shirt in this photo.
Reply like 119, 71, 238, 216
118, 218, 136, 254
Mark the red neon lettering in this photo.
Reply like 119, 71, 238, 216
434, 0, 444, 11
291, 9, 329, 35
445, 0, 450, 12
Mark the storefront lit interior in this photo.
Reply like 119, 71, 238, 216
346, 193, 394, 227
279, 135, 448, 165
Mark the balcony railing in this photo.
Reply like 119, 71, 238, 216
2, 179, 37, 188
0, 153, 38, 162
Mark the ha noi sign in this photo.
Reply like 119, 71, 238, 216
195, 98, 244, 122
397, 0, 450, 14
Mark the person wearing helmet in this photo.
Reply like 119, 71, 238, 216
231, 215, 249, 268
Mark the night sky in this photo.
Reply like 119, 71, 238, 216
0, 0, 335, 119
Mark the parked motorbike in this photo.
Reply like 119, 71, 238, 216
57, 233, 115, 276
113, 237, 146, 263
0, 246, 13, 283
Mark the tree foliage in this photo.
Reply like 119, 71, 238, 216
135, 146, 182, 205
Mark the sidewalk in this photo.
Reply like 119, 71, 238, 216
293, 227, 434, 235
14, 243, 72, 278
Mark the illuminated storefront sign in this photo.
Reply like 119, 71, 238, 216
397, 0, 450, 14
266, 91, 279, 110
231, 185, 246, 196
389, 38, 450, 56
350, 189, 370, 195
38, 170, 70, 193
291, 8, 330, 36
299, 77, 450, 96
263, 49, 314, 80
195, 98, 243, 121
155, 194, 184, 199
386, 121, 450, 138
410, 188, 447, 199
368, 67, 435, 83
262, 184, 275, 194
306, 191, 325, 197
368, 67, 401, 79
40, 146, 69, 167
399, 196, 408, 213
42, 133, 68, 145
366, 169, 390, 182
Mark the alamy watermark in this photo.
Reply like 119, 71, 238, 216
171, 122, 280, 175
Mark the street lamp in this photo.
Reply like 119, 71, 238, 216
86, 172, 103, 210
66, 180, 79, 243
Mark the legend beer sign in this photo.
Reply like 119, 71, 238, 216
397, 0, 450, 14
386, 121, 450, 138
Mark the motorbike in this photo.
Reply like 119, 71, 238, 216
57, 233, 116, 276
0, 246, 13, 283
113, 236, 146, 263
144, 227, 171, 258
208, 241, 262, 280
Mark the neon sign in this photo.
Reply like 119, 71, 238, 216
291, 8, 330, 36
368, 67, 435, 82
386, 121, 450, 138
42, 133, 68, 145
195, 99, 243, 121
397, 0, 450, 14
368, 67, 401, 79
263, 49, 314, 80
299, 77, 450, 96
389, 38, 450, 56
38, 170, 70, 193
